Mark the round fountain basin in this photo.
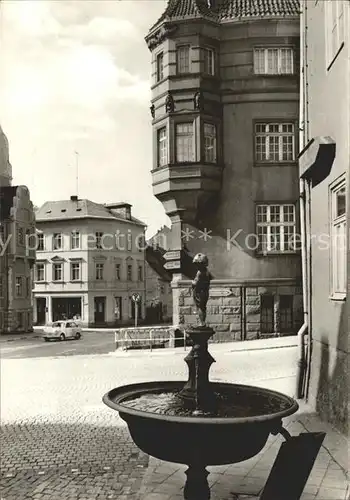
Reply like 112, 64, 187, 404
103, 381, 298, 466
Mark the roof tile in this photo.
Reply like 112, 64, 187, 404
149, 0, 299, 31
35, 199, 145, 226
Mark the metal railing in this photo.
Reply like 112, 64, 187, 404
114, 325, 187, 351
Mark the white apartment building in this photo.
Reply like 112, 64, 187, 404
33, 197, 146, 326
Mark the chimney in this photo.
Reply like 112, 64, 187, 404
70, 195, 78, 202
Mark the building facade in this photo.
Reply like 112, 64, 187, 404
145, 244, 173, 323
33, 198, 146, 327
0, 126, 36, 333
145, 0, 302, 340
299, 0, 349, 434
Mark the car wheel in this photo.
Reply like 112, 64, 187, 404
44, 337, 49, 342
75, 332, 81, 340
59, 333, 66, 341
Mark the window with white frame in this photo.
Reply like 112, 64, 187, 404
115, 263, 121, 280
37, 233, 44, 251
36, 263, 45, 282
95, 263, 104, 280
156, 52, 164, 82
176, 45, 190, 74
176, 123, 194, 162
70, 262, 81, 281
255, 123, 295, 162
254, 48, 294, 75
127, 232, 132, 251
53, 263, 63, 281
157, 127, 167, 167
95, 232, 103, 249
256, 204, 296, 254
330, 179, 347, 296
53, 233, 63, 250
203, 47, 214, 75
204, 123, 217, 162
127, 264, 133, 281
71, 231, 80, 249
15, 276, 23, 296
325, 0, 345, 67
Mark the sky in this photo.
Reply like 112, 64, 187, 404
0, 0, 169, 236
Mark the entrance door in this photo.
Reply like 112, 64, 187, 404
36, 297, 46, 325
94, 296, 106, 325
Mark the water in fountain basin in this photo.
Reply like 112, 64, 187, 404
120, 388, 292, 418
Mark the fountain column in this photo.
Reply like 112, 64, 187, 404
184, 464, 210, 500
178, 327, 216, 413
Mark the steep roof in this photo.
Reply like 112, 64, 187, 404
219, 0, 300, 19
36, 199, 146, 226
149, 0, 299, 31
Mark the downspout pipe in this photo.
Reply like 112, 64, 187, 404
296, 178, 308, 399
296, 0, 309, 399
304, 179, 313, 399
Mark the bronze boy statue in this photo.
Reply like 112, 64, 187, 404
191, 253, 212, 327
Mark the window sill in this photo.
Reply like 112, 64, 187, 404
256, 251, 298, 257
329, 294, 346, 302
35, 281, 48, 284
70, 280, 83, 283
254, 73, 295, 77
52, 280, 65, 283
327, 42, 345, 72
254, 161, 297, 167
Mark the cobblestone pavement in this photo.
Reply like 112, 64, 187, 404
1, 423, 148, 499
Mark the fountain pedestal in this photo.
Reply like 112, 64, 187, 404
178, 327, 216, 413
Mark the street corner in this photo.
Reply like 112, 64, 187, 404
0, 422, 149, 499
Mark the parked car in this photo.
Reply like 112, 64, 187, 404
43, 320, 82, 341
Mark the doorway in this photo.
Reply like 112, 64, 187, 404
36, 297, 46, 325
94, 296, 106, 325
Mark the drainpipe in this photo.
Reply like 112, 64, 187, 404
296, 179, 308, 398
304, 179, 313, 399
296, 0, 309, 399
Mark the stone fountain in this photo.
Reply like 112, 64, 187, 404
103, 254, 299, 499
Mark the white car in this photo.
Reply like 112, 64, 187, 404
43, 320, 82, 341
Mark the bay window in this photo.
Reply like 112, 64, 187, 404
204, 123, 217, 162
176, 123, 194, 162
157, 127, 167, 167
